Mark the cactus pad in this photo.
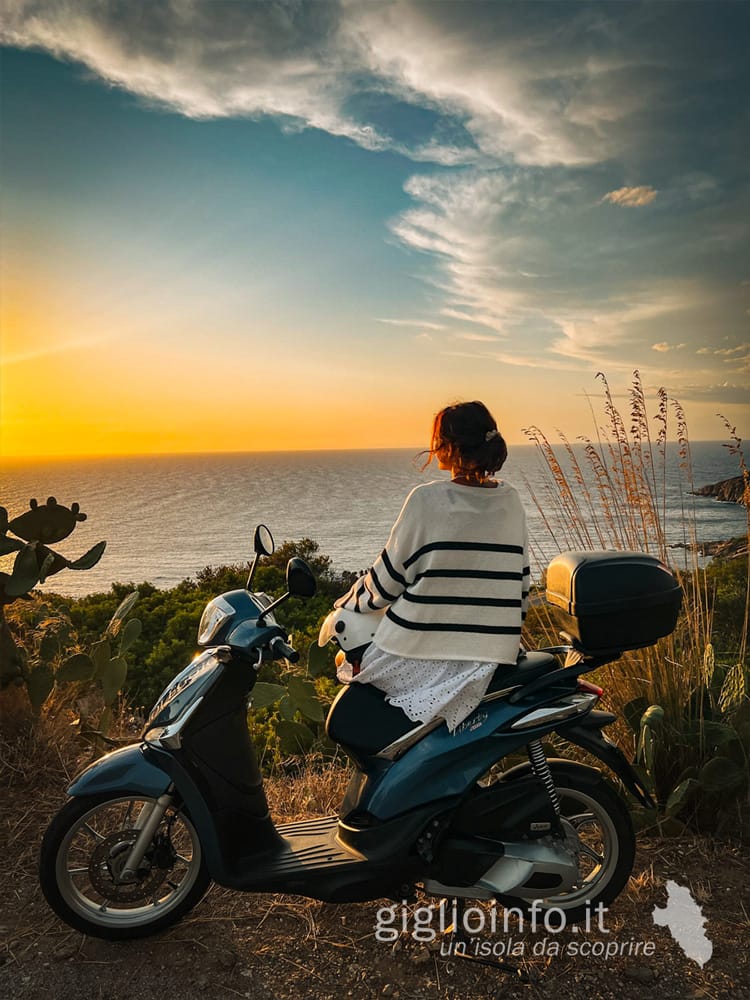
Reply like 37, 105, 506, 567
8, 497, 87, 544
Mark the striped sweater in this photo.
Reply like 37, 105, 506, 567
334, 479, 529, 664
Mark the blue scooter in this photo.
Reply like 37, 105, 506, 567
39, 525, 680, 940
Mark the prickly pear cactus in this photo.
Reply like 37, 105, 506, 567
8, 496, 87, 544
0, 498, 106, 692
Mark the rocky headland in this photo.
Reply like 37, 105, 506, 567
691, 475, 747, 506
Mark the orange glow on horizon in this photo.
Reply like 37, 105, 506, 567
2, 278, 744, 458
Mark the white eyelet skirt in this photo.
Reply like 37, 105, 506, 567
337, 643, 499, 733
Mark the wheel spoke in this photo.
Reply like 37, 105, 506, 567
567, 811, 596, 827
579, 842, 604, 865
82, 823, 105, 842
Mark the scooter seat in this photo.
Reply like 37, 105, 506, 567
483, 650, 558, 697
326, 683, 416, 759
326, 651, 560, 759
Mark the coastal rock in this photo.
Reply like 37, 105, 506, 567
670, 537, 748, 559
691, 476, 747, 506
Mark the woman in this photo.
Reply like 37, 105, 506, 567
333, 400, 529, 732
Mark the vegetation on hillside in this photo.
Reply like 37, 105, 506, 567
2, 373, 748, 832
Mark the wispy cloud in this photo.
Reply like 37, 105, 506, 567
1, 1, 731, 169
674, 383, 750, 404
1, 334, 115, 365
652, 342, 686, 352
375, 317, 445, 330
603, 186, 658, 207
2, 1, 748, 409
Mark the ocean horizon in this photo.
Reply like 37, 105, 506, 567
2, 442, 746, 598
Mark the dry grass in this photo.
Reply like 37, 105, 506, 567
264, 753, 352, 823
522, 372, 749, 803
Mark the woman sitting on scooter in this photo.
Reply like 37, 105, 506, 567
333, 399, 529, 732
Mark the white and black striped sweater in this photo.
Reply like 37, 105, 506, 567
334, 479, 530, 664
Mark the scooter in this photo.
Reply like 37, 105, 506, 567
39, 525, 681, 940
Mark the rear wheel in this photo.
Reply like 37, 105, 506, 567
40, 793, 211, 940
515, 769, 635, 924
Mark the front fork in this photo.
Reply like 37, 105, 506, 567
119, 791, 174, 881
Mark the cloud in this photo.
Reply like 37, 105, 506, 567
1, 334, 115, 365
673, 383, 750, 404
652, 342, 686, 352
456, 333, 502, 343
2, 2, 737, 170
388, 165, 722, 375
603, 186, 658, 207
0, 0, 381, 148
375, 317, 445, 330
713, 344, 750, 357
2, 1, 747, 401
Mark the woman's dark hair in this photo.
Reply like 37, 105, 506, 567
421, 400, 508, 478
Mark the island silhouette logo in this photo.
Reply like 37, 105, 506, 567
652, 879, 713, 967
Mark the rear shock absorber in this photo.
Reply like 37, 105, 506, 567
527, 740, 561, 816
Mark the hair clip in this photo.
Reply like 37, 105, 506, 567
485, 429, 499, 441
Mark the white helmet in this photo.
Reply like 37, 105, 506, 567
317, 607, 386, 653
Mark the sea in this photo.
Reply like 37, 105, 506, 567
1, 443, 746, 598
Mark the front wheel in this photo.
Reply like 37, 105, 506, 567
39, 793, 211, 940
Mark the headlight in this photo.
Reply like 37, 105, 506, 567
198, 600, 234, 644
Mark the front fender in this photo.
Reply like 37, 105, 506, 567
68, 743, 171, 798
65, 742, 249, 885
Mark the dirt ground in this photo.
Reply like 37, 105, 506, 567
1, 709, 749, 1000
2, 813, 749, 999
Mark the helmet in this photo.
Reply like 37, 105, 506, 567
317, 607, 386, 653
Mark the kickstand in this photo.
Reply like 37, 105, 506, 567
439, 898, 529, 982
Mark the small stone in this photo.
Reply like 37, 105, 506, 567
382, 986, 398, 997
52, 943, 78, 961
411, 946, 431, 966
623, 965, 655, 984
217, 949, 238, 970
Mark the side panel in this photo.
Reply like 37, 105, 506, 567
359, 682, 583, 820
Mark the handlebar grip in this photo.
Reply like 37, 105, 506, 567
270, 636, 299, 663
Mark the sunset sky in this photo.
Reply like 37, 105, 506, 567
1, 1, 748, 457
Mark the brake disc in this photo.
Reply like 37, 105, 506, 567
89, 830, 170, 903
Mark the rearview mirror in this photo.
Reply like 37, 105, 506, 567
253, 524, 274, 556
286, 557, 316, 599
247, 524, 275, 590
256, 557, 317, 625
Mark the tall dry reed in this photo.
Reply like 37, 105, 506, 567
522, 372, 748, 793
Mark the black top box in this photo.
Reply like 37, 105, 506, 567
545, 550, 683, 655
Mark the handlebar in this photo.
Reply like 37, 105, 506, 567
269, 635, 299, 663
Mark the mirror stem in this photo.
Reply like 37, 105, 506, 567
246, 555, 259, 591
257, 591, 290, 627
